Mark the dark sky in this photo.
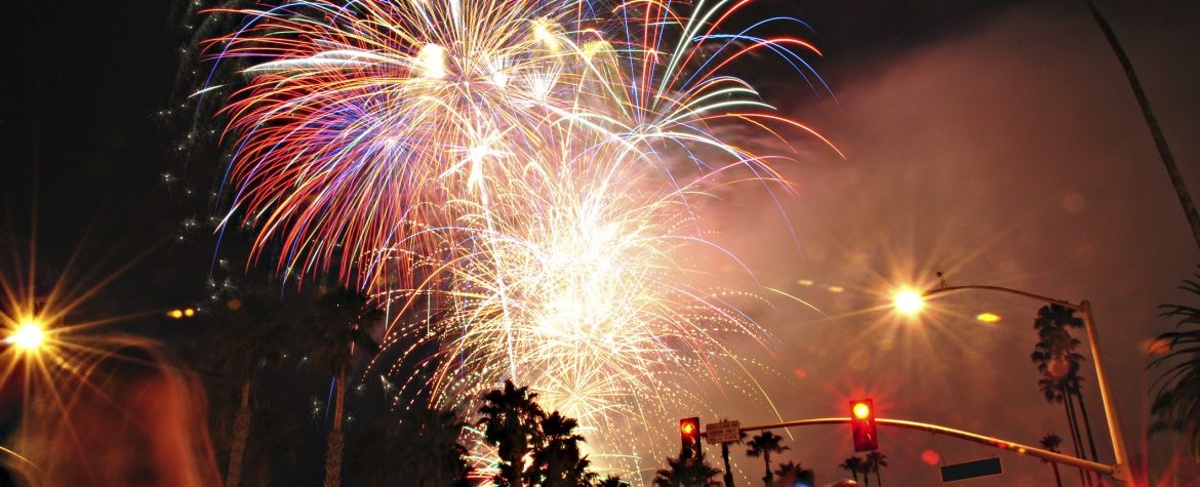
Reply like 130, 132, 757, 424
3, 1, 1199, 486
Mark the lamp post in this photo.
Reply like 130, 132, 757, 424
902, 284, 1131, 484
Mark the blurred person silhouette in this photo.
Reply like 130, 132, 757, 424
3, 335, 222, 487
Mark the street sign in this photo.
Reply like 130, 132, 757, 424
705, 420, 741, 444
940, 457, 1002, 482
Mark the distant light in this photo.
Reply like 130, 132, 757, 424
976, 312, 1001, 323
796, 279, 814, 286
827, 286, 845, 293
8, 321, 46, 352
169, 309, 184, 319
893, 289, 925, 315
852, 402, 871, 420
184, 308, 195, 317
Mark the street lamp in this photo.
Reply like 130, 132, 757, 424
5, 319, 47, 354
895, 283, 1131, 484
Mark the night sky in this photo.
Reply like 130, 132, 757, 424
3, 1, 1199, 486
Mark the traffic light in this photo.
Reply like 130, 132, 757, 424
849, 398, 878, 452
680, 416, 702, 459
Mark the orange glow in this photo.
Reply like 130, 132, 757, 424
168, 309, 183, 319
681, 422, 696, 435
976, 312, 1000, 323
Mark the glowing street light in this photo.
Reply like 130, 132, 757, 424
892, 288, 925, 315
6, 319, 47, 353
900, 282, 1130, 484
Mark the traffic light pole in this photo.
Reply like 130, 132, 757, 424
921, 285, 1130, 483
728, 417, 1118, 479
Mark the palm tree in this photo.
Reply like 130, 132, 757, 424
719, 427, 748, 487
1031, 304, 1096, 485
595, 475, 630, 487
773, 461, 814, 487
865, 451, 887, 487
1084, 0, 1200, 250
1039, 433, 1065, 487
532, 411, 593, 487
1149, 273, 1200, 460
837, 457, 862, 484
346, 406, 469, 487
302, 287, 381, 487
478, 380, 547, 487
652, 454, 722, 487
211, 288, 290, 487
746, 431, 789, 487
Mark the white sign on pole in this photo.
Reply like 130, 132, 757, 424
705, 420, 741, 444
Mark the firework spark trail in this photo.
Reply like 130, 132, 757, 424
203, 0, 838, 478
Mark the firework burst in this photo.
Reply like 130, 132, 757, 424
202, 0, 837, 479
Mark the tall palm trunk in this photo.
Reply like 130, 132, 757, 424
226, 378, 253, 487
761, 450, 772, 487
324, 365, 347, 487
861, 466, 870, 487
721, 443, 735, 487
875, 467, 882, 487
1074, 390, 1102, 485
1050, 460, 1063, 487
1063, 388, 1090, 487
1085, 0, 1200, 250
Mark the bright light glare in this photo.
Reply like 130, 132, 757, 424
8, 321, 46, 352
853, 402, 871, 419
893, 289, 925, 315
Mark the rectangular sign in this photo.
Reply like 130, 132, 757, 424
705, 420, 741, 444
941, 457, 1002, 482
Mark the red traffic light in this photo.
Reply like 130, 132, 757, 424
849, 399, 878, 452
680, 417, 702, 459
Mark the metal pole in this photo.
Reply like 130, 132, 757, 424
734, 417, 1117, 476
921, 285, 1131, 484
1079, 301, 1131, 483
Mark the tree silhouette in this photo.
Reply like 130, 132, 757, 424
774, 461, 814, 487
478, 380, 546, 487
345, 405, 469, 487
1149, 273, 1200, 460
652, 454, 722, 487
209, 288, 291, 487
1039, 433, 1065, 487
837, 457, 861, 484
531, 411, 594, 487
1084, 0, 1200, 250
1031, 304, 1095, 485
595, 475, 630, 487
301, 287, 381, 487
719, 426, 748, 487
864, 451, 887, 487
745, 431, 789, 487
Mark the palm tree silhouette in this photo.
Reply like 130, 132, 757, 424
210, 287, 291, 487
865, 451, 887, 487
1084, 0, 1200, 250
745, 431, 789, 487
532, 411, 593, 487
719, 427, 748, 487
837, 457, 861, 484
478, 380, 546, 487
652, 454, 722, 487
1031, 304, 1096, 485
774, 461, 814, 487
303, 287, 381, 487
1039, 433, 1065, 487
1150, 272, 1200, 460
